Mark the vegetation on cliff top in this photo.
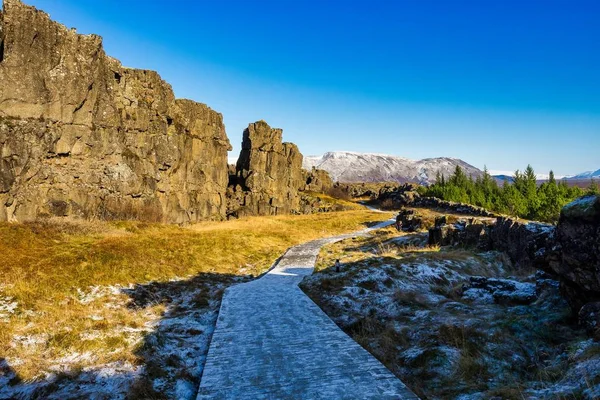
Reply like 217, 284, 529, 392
419, 165, 598, 222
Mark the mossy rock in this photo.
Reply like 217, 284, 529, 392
561, 195, 600, 221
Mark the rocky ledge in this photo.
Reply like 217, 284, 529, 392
427, 194, 600, 339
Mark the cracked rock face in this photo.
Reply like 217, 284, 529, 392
0, 0, 231, 223
553, 195, 600, 313
302, 168, 333, 193
227, 120, 304, 217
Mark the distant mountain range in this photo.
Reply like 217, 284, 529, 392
492, 175, 515, 183
492, 169, 600, 183
570, 169, 600, 180
302, 151, 482, 185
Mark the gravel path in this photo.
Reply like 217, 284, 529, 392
197, 219, 418, 399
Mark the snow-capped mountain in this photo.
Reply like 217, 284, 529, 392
303, 151, 482, 185
569, 169, 600, 180
489, 170, 568, 181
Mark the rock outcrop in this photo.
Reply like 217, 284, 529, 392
302, 167, 333, 193
378, 183, 420, 208
414, 197, 497, 217
396, 209, 423, 232
551, 195, 600, 316
426, 195, 600, 337
334, 182, 401, 199
0, 0, 231, 223
461, 276, 537, 305
428, 216, 554, 269
227, 121, 304, 217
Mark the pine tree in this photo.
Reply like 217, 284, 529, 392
548, 170, 556, 185
587, 178, 599, 195
419, 163, 585, 223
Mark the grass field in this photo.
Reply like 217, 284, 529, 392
0, 209, 391, 383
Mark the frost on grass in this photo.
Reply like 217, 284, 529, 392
0, 284, 19, 322
0, 274, 245, 400
301, 231, 600, 399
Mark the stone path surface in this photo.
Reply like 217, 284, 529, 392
197, 219, 419, 399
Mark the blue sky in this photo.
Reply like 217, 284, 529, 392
23, 0, 600, 176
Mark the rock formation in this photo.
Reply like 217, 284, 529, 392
0, 0, 231, 223
227, 121, 304, 217
302, 167, 333, 193
424, 194, 600, 337
377, 183, 421, 208
551, 195, 600, 333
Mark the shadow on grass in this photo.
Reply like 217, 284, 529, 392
0, 272, 250, 400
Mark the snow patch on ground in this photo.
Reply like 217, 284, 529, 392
302, 236, 599, 399
1, 275, 244, 400
0, 295, 18, 322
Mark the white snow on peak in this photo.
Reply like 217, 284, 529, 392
570, 168, 600, 179
303, 151, 482, 184
489, 170, 567, 180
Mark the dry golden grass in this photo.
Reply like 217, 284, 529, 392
303, 191, 365, 211
0, 209, 390, 380
314, 225, 446, 273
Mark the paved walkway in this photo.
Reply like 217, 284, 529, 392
197, 219, 418, 399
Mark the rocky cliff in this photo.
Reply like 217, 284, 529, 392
0, 0, 231, 223
551, 195, 600, 336
227, 121, 304, 217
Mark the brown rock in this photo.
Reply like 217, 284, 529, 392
0, 0, 231, 223
227, 120, 303, 217
302, 167, 333, 193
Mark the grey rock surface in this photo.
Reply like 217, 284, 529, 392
197, 219, 418, 399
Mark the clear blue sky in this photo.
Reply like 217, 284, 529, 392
21, 0, 600, 176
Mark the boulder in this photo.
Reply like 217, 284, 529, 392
461, 276, 537, 305
578, 302, 600, 340
428, 219, 491, 249
428, 224, 461, 246
397, 209, 423, 232
0, 0, 231, 223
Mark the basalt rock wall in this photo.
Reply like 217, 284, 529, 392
0, 0, 231, 223
227, 121, 304, 217
551, 195, 600, 333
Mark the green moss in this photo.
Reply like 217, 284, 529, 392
561, 195, 600, 220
